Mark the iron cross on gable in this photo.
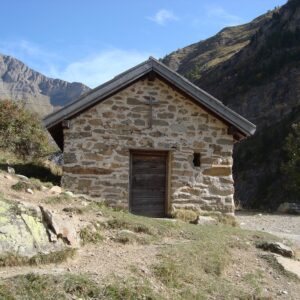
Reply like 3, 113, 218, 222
145, 95, 159, 128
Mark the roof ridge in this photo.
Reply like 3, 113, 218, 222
44, 56, 256, 138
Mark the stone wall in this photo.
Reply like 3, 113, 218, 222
62, 77, 235, 214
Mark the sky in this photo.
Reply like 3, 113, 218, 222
0, 0, 287, 87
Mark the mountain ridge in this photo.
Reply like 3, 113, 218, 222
0, 54, 90, 116
163, 0, 300, 208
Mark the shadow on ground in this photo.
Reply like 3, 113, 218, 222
0, 163, 61, 186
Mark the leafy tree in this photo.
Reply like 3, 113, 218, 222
281, 122, 300, 197
0, 100, 51, 160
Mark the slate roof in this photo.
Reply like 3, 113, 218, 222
44, 57, 256, 149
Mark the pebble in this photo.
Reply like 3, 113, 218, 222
26, 188, 34, 195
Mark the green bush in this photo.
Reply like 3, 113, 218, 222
0, 100, 51, 160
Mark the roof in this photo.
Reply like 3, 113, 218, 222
44, 56, 256, 149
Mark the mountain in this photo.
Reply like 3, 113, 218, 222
163, 0, 300, 209
162, 12, 273, 84
0, 54, 90, 116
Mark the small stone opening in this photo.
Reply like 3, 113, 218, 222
193, 152, 201, 167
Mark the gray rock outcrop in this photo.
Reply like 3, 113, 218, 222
0, 199, 78, 259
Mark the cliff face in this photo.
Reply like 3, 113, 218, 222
163, 0, 300, 208
0, 54, 90, 116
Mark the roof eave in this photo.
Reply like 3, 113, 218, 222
43, 57, 256, 138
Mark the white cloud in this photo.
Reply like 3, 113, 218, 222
51, 49, 153, 87
148, 9, 178, 26
205, 5, 243, 26
0, 40, 156, 87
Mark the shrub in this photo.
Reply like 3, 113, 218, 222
0, 100, 51, 160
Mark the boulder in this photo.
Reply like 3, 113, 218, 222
275, 255, 300, 279
277, 202, 300, 215
257, 241, 294, 258
0, 199, 66, 258
41, 208, 79, 247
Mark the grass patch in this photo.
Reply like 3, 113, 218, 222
62, 206, 84, 214
104, 277, 162, 299
0, 248, 76, 267
172, 209, 198, 222
11, 178, 53, 192
45, 193, 72, 205
0, 274, 162, 300
63, 274, 101, 298
242, 271, 264, 295
79, 224, 103, 245
152, 224, 275, 299
114, 230, 152, 245
0, 273, 79, 300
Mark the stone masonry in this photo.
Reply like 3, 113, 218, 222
62, 77, 235, 214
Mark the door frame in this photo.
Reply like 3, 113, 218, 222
129, 149, 170, 217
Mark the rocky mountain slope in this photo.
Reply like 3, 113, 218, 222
162, 12, 273, 83
163, 0, 300, 209
0, 54, 90, 116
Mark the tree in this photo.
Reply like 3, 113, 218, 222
281, 122, 300, 197
0, 100, 51, 160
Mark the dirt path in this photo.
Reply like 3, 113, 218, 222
236, 211, 300, 249
0, 241, 159, 282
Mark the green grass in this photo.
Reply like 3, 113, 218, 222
79, 224, 103, 246
0, 248, 76, 267
11, 178, 52, 192
0, 274, 162, 300
45, 193, 72, 205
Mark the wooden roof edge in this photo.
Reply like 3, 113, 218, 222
43, 56, 256, 137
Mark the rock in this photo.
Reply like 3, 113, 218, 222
26, 188, 34, 195
202, 165, 231, 177
16, 174, 29, 181
65, 191, 74, 197
0, 199, 66, 258
7, 167, 15, 174
4, 174, 12, 180
275, 256, 300, 279
50, 185, 62, 194
257, 241, 294, 258
194, 216, 218, 225
41, 207, 79, 247
277, 202, 300, 215
41, 186, 48, 191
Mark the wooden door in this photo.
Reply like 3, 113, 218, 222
130, 151, 168, 217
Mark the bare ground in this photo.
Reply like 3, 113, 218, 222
236, 211, 300, 249
1, 171, 300, 299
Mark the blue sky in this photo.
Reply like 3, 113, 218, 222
0, 0, 286, 87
